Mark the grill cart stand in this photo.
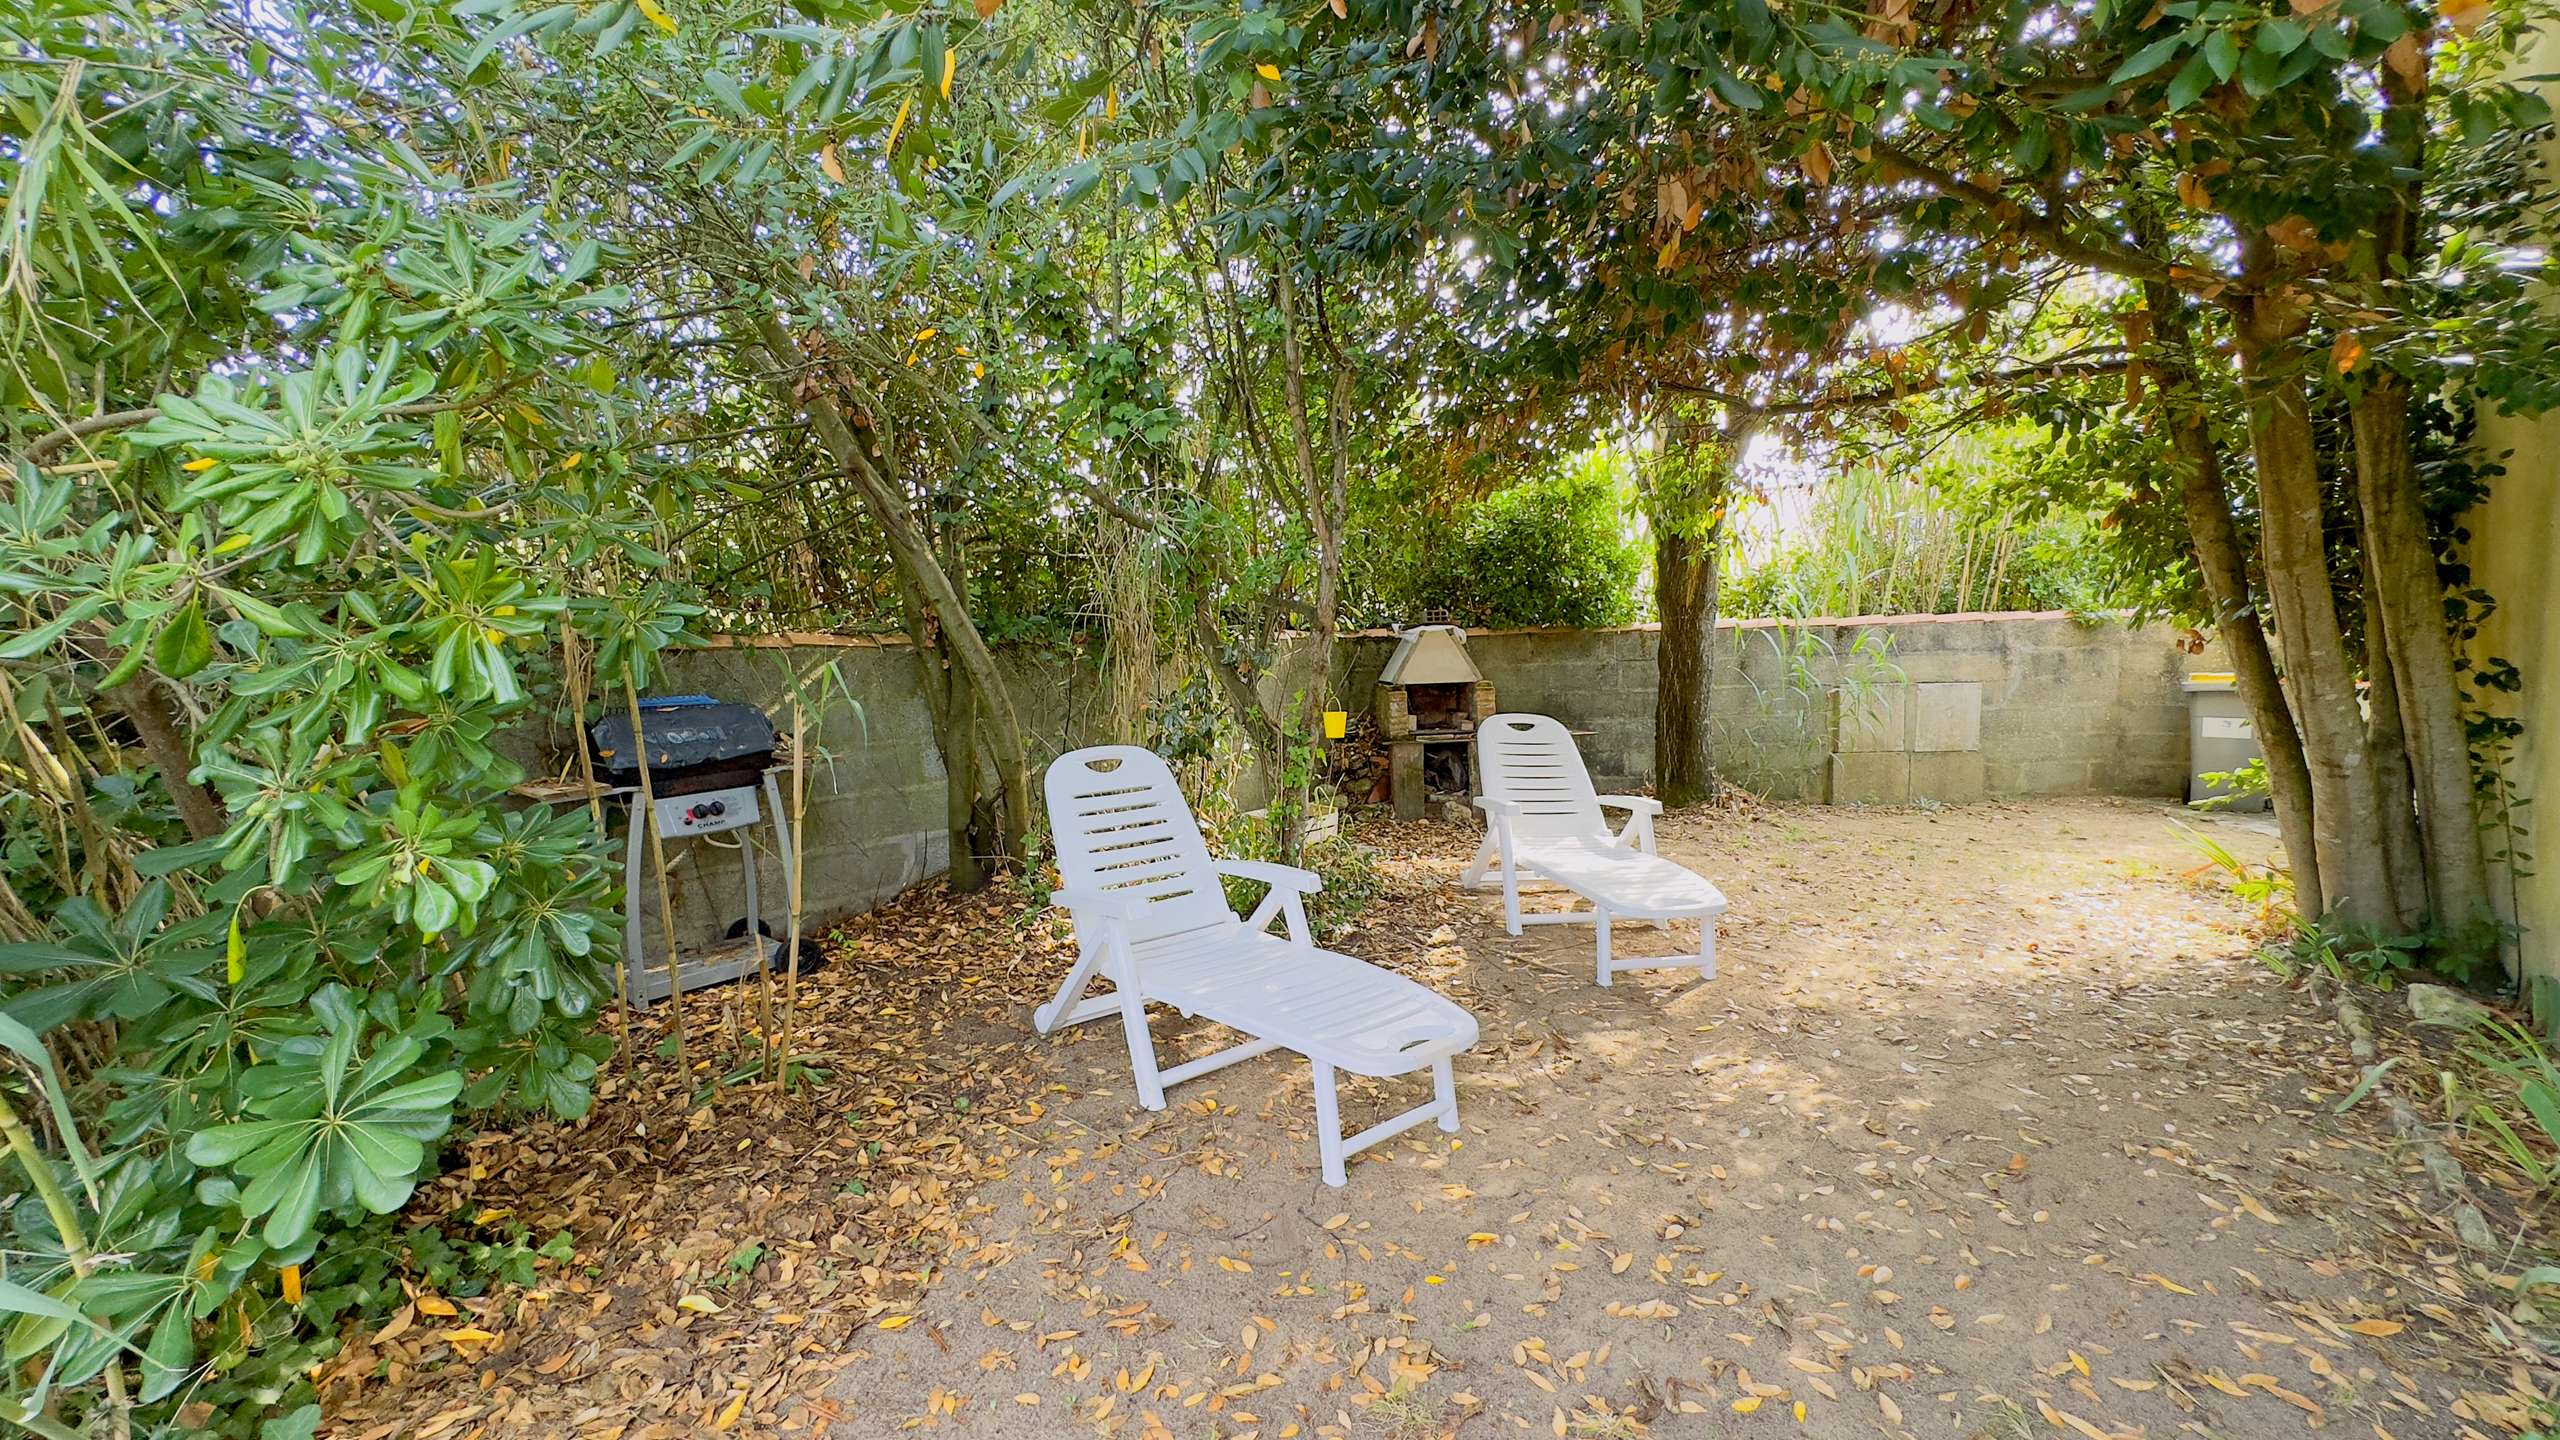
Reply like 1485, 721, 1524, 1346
583, 693, 799, 1006
616, 773, 799, 1005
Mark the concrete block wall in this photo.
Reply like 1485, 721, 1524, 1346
1319, 612, 2213, 803
631, 641, 948, 954
623, 637, 1121, 953
573, 612, 2211, 948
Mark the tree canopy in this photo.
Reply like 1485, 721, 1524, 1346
3, 0, 2555, 1426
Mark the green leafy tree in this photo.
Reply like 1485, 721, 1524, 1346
1354, 448, 1644, 629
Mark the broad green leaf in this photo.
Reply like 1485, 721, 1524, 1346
152, 596, 214, 678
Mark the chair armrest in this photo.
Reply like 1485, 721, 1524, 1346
1052, 887, 1145, 922
1214, 859, 1322, 893
1473, 796, 1522, 815
1596, 794, 1663, 816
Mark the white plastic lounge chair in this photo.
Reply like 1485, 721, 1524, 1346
1462, 713, 1728, 987
1035, 746, 1479, 1186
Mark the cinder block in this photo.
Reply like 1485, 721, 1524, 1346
1741, 762, 1827, 801
1911, 682, 1982, 752
1828, 751, 1911, 805
1835, 684, 1912, 753
1995, 758, 2099, 796
1908, 751, 1987, 803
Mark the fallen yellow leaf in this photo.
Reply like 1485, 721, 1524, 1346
677, 1294, 724, 1314
2346, 1318, 2404, 1336
714, 1390, 747, 1430
2041, 1401, 2113, 1440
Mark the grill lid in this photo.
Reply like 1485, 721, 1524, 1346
588, 695, 776, 789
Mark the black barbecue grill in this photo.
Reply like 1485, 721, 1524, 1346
587, 695, 777, 795
589, 695, 796, 1005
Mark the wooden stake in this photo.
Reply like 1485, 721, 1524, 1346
773, 694, 809, 1090
622, 674, 689, 1081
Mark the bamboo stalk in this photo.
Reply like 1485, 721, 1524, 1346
0, 1092, 130, 1440
0, 670, 81, 899
750, 882, 774, 1064
773, 695, 809, 1091
561, 622, 627, 1046
621, 675, 689, 1082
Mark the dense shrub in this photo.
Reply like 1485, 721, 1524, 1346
1357, 450, 1643, 628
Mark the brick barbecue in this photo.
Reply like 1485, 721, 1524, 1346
1373, 625, 1495, 820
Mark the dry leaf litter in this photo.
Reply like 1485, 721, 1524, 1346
323, 798, 2556, 1439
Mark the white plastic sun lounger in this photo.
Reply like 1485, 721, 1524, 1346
1035, 746, 1479, 1186
1462, 713, 1728, 987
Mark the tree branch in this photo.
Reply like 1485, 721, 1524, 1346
1869, 143, 2187, 292
18, 379, 538, 466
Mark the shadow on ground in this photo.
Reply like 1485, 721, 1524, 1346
327, 798, 2547, 1440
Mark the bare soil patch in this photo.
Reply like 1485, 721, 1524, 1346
325, 799, 2551, 1440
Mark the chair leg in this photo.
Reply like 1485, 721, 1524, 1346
1595, 908, 1613, 987
1461, 831, 1497, 889
1698, 916, 1718, 981
1119, 993, 1165, 1111
1034, 936, 1103, 1034
1433, 1058, 1459, 1133
1501, 862, 1523, 936
1312, 1060, 1346, 1187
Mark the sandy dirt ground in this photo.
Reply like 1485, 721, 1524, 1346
326, 798, 2548, 1440
837, 798, 2533, 1439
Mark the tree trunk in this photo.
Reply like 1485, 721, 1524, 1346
1648, 413, 1732, 807
2140, 282, 2324, 916
2360, 555, 2429, 918
1187, 588, 1285, 780
2350, 40, 2494, 945
2232, 284, 2407, 931
942, 668, 987, 893
1654, 519, 1718, 807
108, 676, 225, 842
747, 316, 1037, 869
2357, 388, 2491, 935
936, 521, 991, 892
1273, 267, 1348, 864
880, 501, 991, 893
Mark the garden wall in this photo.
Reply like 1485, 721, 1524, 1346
613, 613, 2212, 952
1309, 611, 2215, 802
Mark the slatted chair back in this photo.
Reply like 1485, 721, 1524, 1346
1476, 714, 1610, 843
1046, 746, 1233, 943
